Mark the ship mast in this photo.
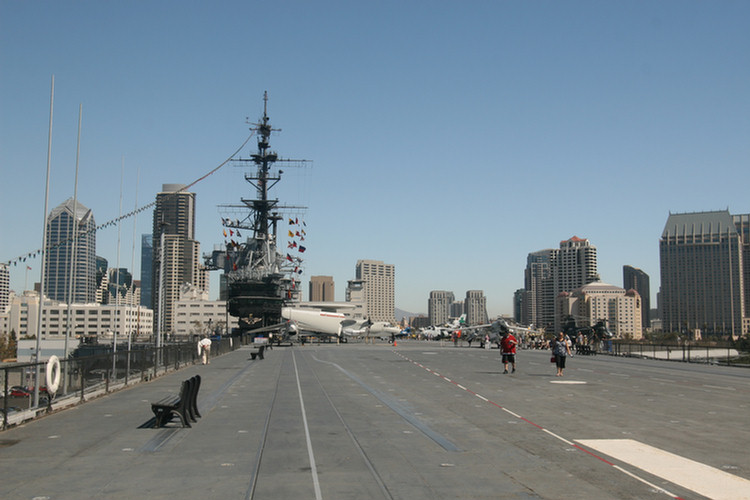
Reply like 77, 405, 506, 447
247, 91, 281, 244
206, 92, 308, 331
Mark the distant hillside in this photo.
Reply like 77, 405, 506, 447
395, 307, 424, 322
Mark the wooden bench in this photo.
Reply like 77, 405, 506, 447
250, 344, 265, 360
151, 375, 201, 428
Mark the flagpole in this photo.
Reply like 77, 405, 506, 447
64, 103, 82, 394
34, 75, 54, 408
127, 167, 140, 375
112, 156, 124, 380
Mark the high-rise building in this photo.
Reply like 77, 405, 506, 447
553, 236, 598, 298
623, 265, 650, 331
152, 184, 207, 337
108, 268, 132, 301
140, 234, 153, 308
428, 290, 454, 326
513, 289, 525, 323
523, 249, 556, 329
309, 275, 335, 302
355, 260, 395, 322
524, 237, 598, 333
553, 237, 599, 332
660, 210, 745, 338
0, 263, 9, 312
450, 300, 464, 318
43, 198, 96, 303
345, 278, 367, 319
464, 290, 488, 326
732, 213, 750, 321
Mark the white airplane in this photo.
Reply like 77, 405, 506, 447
357, 321, 402, 338
281, 306, 368, 338
419, 314, 467, 339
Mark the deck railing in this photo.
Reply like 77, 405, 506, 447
1, 334, 254, 429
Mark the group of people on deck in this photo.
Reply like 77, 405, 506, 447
492, 330, 573, 377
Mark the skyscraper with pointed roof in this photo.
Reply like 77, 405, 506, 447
43, 198, 96, 303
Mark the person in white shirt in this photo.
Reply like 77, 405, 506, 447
198, 335, 212, 365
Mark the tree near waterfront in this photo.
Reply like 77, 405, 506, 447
0, 330, 18, 361
735, 335, 750, 354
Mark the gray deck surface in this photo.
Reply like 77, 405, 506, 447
1, 342, 749, 499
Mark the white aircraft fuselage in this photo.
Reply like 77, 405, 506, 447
281, 307, 367, 337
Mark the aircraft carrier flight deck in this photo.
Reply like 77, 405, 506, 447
1, 342, 749, 500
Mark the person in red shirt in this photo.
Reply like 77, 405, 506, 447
500, 331, 517, 374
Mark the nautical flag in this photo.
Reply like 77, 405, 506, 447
286, 254, 293, 262
223, 229, 227, 237
236, 230, 241, 237
26, 266, 31, 270
288, 230, 294, 237
299, 246, 306, 253
295, 231, 300, 237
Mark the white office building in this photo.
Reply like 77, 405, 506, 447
557, 281, 643, 340
5, 291, 153, 344
355, 260, 395, 323
172, 284, 237, 339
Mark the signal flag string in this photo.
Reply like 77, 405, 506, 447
3, 131, 256, 269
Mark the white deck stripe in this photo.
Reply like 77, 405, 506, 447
542, 428, 573, 446
612, 465, 678, 498
292, 351, 323, 500
576, 439, 750, 500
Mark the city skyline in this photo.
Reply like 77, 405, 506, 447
2, 1, 749, 317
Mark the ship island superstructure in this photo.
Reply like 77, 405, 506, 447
205, 92, 307, 333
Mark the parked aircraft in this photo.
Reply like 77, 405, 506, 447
419, 315, 467, 339
280, 306, 373, 340
358, 321, 402, 338
245, 303, 368, 343
453, 318, 539, 347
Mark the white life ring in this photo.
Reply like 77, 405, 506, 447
46, 355, 61, 395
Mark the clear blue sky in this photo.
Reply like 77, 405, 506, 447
2, 1, 749, 317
